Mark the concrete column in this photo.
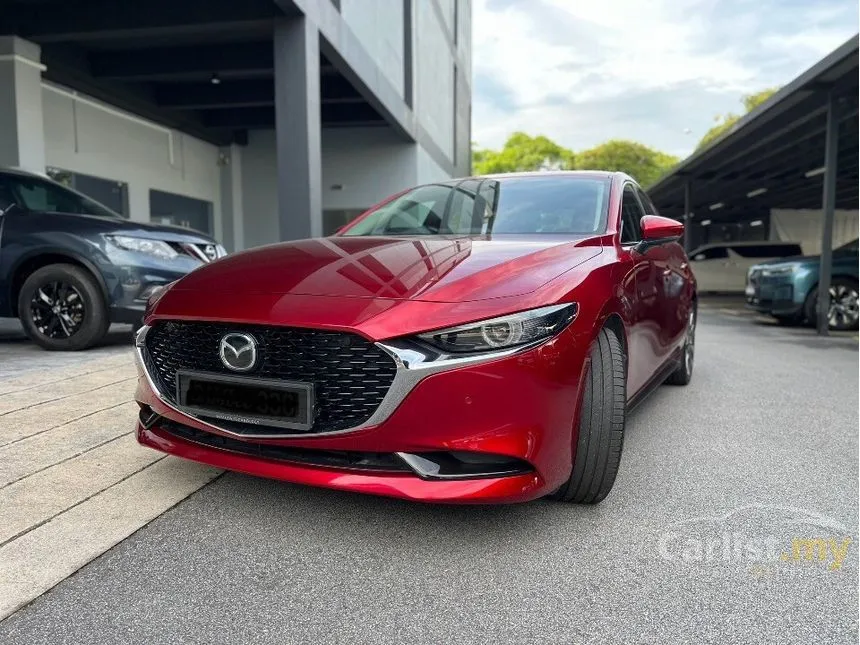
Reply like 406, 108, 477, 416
273, 17, 323, 241
816, 91, 840, 336
218, 144, 245, 251
0, 36, 46, 172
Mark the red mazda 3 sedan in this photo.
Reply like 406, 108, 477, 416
134, 172, 696, 504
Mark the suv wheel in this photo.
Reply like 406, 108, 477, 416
18, 264, 110, 351
804, 277, 860, 331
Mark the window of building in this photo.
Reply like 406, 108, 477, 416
324, 209, 366, 236
46, 168, 129, 218
149, 190, 213, 235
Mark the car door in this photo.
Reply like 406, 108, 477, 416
636, 186, 688, 350
618, 183, 663, 396
689, 245, 730, 292
0, 175, 25, 316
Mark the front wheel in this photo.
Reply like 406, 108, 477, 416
550, 328, 626, 504
804, 278, 859, 331
18, 263, 110, 351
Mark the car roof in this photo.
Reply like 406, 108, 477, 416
437, 170, 634, 185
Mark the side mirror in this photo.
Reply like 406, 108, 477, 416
641, 215, 683, 242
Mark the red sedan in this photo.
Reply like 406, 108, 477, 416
134, 172, 697, 504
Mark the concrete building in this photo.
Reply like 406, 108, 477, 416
0, 0, 472, 250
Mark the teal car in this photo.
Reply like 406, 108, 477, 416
746, 239, 859, 330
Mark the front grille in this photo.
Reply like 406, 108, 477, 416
143, 320, 398, 435
156, 416, 410, 473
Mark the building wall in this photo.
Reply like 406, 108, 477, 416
42, 82, 223, 238
340, 0, 405, 100
414, 0, 455, 162
770, 209, 859, 254
241, 127, 425, 246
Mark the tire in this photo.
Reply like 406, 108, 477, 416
773, 314, 801, 326
550, 328, 626, 504
665, 303, 696, 386
804, 277, 860, 331
17, 263, 110, 351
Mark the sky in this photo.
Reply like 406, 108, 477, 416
470, 0, 859, 158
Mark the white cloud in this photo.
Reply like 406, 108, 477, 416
471, 0, 858, 156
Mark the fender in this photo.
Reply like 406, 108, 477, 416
5, 246, 112, 315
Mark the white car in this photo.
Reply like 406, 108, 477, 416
689, 241, 803, 293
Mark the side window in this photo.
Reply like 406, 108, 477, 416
445, 181, 479, 234
691, 247, 729, 261
636, 187, 658, 215
620, 185, 644, 244
9, 177, 86, 214
731, 244, 802, 258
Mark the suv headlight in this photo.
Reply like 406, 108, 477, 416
416, 304, 577, 354
762, 264, 799, 277
105, 235, 178, 260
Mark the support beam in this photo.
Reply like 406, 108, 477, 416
90, 43, 274, 82
8, 0, 283, 43
274, 17, 322, 240
816, 92, 840, 335
683, 179, 693, 252
0, 36, 46, 172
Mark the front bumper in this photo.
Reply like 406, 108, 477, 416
745, 276, 801, 316
134, 327, 587, 504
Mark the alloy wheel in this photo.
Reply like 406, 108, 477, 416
29, 281, 86, 339
828, 284, 859, 330
684, 308, 696, 374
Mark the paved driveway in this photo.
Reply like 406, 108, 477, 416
0, 311, 857, 644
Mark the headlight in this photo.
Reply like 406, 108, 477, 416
215, 244, 228, 258
105, 235, 178, 260
416, 304, 577, 354
762, 264, 799, 277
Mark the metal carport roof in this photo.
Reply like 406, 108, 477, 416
647, 35, 859, 221
646, 35, 858, 336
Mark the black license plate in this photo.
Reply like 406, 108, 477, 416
176, 371, 313, 430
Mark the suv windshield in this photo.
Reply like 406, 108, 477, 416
341, 176, 610, 237
1, 173, 121, 219
835, 238, 859, 253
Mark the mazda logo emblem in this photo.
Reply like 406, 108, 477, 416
219, 333, 258, 372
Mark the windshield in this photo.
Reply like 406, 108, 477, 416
835, 238, 858, 253
2, 173, 122, 219
341, 176, 610, 237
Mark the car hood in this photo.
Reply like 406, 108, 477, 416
172, 235, 602, 302
41, 211, 216, 243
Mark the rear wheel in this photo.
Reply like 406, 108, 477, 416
804, 278, 859, 331
665, 304, 696, 386
551, 328, 626, 504
18, 264, 109, 351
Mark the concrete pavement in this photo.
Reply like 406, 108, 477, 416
0, 325, 221, 619
0, 310, 856, 644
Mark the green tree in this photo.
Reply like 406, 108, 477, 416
472, 132, 575, 174
696, 87, 779, 150
575, 139, 679, 187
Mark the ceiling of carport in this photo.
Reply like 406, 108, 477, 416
1, 0, 388, 146
647, 36, 859, 223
